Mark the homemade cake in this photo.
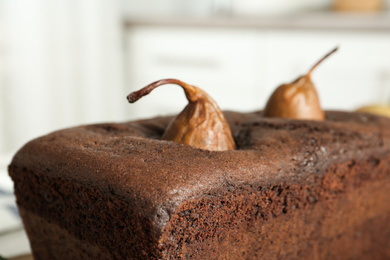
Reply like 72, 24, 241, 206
8, 48, 390, 259
8, 110, 390, 259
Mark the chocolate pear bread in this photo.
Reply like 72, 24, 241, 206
8, 76, 390, 259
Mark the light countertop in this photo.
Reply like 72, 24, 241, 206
124, 11, 390, 31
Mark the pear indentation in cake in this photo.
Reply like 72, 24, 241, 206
264, 47, 338, 120
127, 79, 236, 151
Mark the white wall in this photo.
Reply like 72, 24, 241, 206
0, 0, 126, 156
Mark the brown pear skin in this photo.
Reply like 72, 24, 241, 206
264, 47, 338, 120
127, 79, 236, 151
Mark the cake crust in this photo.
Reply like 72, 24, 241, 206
9, 111, 390, 259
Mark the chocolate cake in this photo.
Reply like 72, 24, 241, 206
8, 110, 390, 259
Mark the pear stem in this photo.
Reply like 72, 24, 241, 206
307, 47, 338, 77
127, 78, 198, 103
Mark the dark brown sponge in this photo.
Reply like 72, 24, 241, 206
9, 111, 390, 259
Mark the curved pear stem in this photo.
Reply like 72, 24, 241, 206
127, 78, 199, 103
307, 47, 338, 78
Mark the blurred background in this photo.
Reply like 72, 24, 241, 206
1, 0, 390, 159
0, 0, 390, 257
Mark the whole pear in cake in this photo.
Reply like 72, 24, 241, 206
264, 47, 338, 120
127, 78, 236, 151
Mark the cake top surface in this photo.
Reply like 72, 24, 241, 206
10, 111, 390, 228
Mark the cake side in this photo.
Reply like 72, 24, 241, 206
18, 207, 122, 259
9, 111, 390, 259
160, 155, 390, 259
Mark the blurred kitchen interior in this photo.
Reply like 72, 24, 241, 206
1, 0, 390, 163
1, 0, 390, 257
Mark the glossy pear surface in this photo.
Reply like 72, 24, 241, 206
128, 79, 236, 151
264, 47, 338, 121
264, 76, 325, 120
